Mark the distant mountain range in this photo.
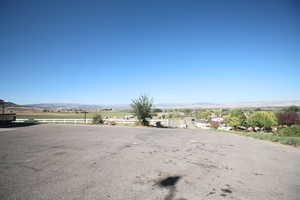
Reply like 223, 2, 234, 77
2, 101, 21, 108
0, 101, 43, 113
25, 100, 300, 110
25, 103, 130, 110
26, 103, 105, 110
155, 100, 300, 109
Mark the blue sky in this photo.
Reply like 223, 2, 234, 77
1, 0, 299, 105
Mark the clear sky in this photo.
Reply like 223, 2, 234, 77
1, 0, 299, 105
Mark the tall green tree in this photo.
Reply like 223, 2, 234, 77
229, 109, 248, 127
196, 110, 212, 122
224, 115, 241, 129
247, 111, 277, 130
131, 95, 153, 126
223, 109, 248, 129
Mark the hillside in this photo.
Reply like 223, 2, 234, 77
0, 101, 42, 113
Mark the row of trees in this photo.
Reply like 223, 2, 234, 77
224, 110, 276, 130
224, 108, 300, 131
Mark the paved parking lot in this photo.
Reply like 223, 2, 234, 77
0, 124, 300, 200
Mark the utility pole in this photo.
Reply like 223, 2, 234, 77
82, 111, 88, 124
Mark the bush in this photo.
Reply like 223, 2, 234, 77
134, 120, 149, 126
93, 114, 104, 124
247, 111, 277, 130
277, 112, 300, 126
276, 125, 300, 137
211, 121, 220, 129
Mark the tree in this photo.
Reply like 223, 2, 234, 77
247, 111, 277, 130
196, 110, 212, 121
182, 109, 192, 115
152, 108, 163, 113
229, 109, 248, 127
277, 112, 300, 126
223, 109, 248, 129
224, 115, 240, 129
131, 95, 153, 126
285, 105, 300, 112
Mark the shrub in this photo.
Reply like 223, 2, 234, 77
247, 111, 277, 130
211, 121, 220, 129
276, 125, 300, 137
93, 114, 104, 124
131, 95, 153, 126
135, 120, 148, 126
277, 112, 300, 126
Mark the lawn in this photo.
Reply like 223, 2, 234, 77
244, 133, 300, 146
218, 129, 300, 147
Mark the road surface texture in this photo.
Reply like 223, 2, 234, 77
0, 124, 299, 200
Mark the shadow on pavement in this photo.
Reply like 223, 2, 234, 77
0, 122, 39, 128
157, 176, 187, 200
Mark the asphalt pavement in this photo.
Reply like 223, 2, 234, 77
0, 124, 299, 200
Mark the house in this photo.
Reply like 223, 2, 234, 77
0, 99, 16, 124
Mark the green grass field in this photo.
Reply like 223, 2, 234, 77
246, 133, 300, 146
219, 130, 300, 147
17, 111, 132, 119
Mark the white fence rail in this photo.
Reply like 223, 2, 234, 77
16, 118, 93, 124
15, 118, 170, 126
